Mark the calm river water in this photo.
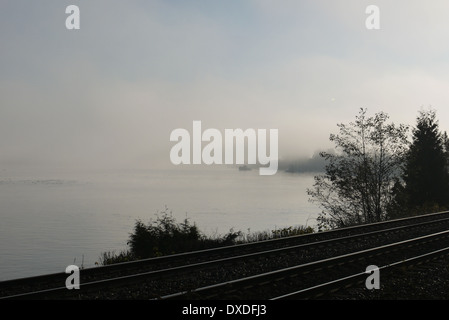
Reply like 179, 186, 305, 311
0, 166, 320, 281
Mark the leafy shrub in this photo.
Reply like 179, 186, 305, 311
127, 207, 240, 259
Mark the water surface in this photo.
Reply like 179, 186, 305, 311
0, 166, 320, 281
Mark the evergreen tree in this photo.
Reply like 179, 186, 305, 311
397, 110, 449, 215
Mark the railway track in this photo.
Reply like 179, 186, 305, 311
2, 211, 449, 300
160, 230, 449, 300
272, 246, 449, 300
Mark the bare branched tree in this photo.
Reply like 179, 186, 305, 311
308, 108, 409, 230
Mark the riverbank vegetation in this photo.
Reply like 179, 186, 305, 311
99, 207, 314, 266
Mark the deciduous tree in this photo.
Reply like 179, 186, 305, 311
308, 108, 409, 229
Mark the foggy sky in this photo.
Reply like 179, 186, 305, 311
2, 0, 449, 172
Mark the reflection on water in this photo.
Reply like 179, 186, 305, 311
0, 166, 320, 281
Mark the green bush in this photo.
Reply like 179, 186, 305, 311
127, 207, 241, 259
99, 207, 315, 265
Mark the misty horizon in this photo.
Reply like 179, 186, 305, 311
2, 1, 449, 175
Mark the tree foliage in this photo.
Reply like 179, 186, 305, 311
390, 110, 449, 217
308, 108, 409, 230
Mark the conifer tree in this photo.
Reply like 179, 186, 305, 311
397, 110, 449, 215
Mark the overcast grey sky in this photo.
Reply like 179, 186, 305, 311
1, 0, 449, 172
